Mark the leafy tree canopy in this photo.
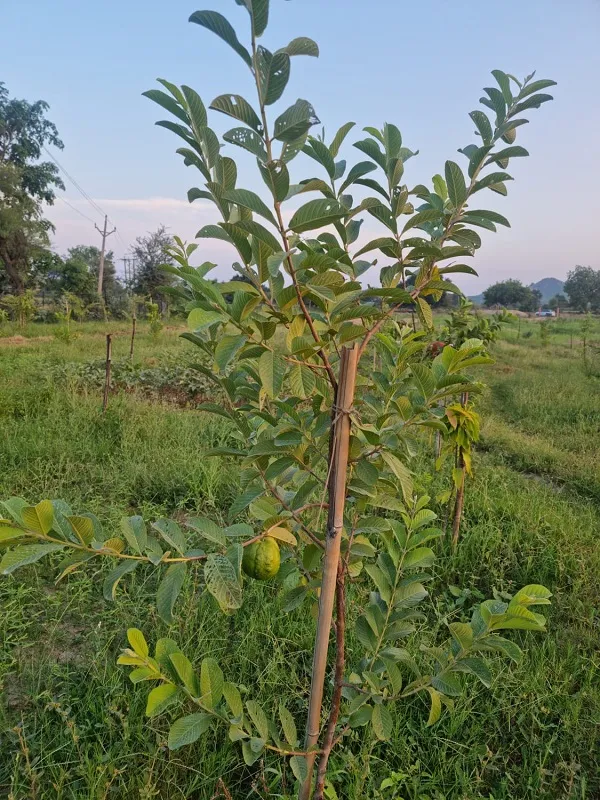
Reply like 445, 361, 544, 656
483, 279, 541, 311
0, 82, 64, 293
564, 266, 600, 312
130, 224, 175, 299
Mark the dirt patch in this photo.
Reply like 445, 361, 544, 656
0, 335, 53, 346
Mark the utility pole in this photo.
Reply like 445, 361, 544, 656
95, 215, 117, 296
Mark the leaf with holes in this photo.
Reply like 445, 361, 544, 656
289, 198, 345, 233
204, 554, 242, 610
274, 99, 319, 142
210, 94, 263, 133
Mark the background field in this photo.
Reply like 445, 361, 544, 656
1, 317, 599, 799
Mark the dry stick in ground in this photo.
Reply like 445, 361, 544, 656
129, 316, 136, 360
102, 334, 112, 413
451, 390, 469, 549
300, 344, 359, 800
313, 562, 346, 800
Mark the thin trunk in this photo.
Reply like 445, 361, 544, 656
299, 344, 359, 800
129, 316, 136, 360
102, 334, 112, 413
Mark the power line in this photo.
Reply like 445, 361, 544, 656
56, 195, 97, 225
43, 145, 128, 254
43, 145, 111, 223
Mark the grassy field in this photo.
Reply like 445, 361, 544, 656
1, 317, 599, 799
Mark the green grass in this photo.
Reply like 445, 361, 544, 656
1, 322, 599, 799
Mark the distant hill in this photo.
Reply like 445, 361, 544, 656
469, 277, 564, 306
530, 277, 564, 303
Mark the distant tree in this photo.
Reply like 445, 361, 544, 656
548, 293, 567, 310
483, 279, 541, 312
130, 225, 174, 303
564, 266, 600, 312
0, 83, 64, 294
63, 245, 127, 315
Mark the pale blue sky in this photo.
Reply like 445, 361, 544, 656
3, 0, 599, 292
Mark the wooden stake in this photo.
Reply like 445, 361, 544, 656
102, 334, 112, 413
300, 344, 359, 800
129, 315, 136, 360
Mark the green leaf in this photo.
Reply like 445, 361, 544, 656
289, 198, 346, 233
188, 307, 225, 330
1, 497, 28, 525
204, 553, 242, 610
210, 94, 263, 133
181, 85, 207, 132
339, 160, 376, 194
223, 681, 244, 719
120, 516, 147, 554
259, 351, 286, 398
403, 547, 435, 569
146, 682, 179, 718
279, 702, 298, 746
431, 671, 462, 696
22, 500, 54, 535
157, 563, 187, 624
260, 50, 291, 105
200, 657, 224, 708
304, 138, 336, 179
329, 121, 355, 158
402, 208, 443, 233
170, 651, 200, 696
236, 219, 282, 251
258, 159, 290, 202
410, 363, 435, 400
469, 110, 493, 144
445, 161, 467, 207
103, 559, 140, 601
449, 621, 473, 651
462, 211, 508, 230
473, 171, 513, 193
511, 93, 554, 115
518, 79, 557, 99
223, 127, 268, 161
426, 686, 442, 726
215, 334, 247, 371
222, 188, 277, 227
229, 484, 264, 518
238, 0, 269, 37
0, 525, 25, 544
168, 713, 211, 750
186, 517, 226, 547
277, 37, 319, 57
455, 656, 492, 688
371, 703, 393, 740
380, 452, 413, 503
189, 10, 252, 66
127, 628, 149, 658
246, 700, 269, 740
0, 543, 64, 575
142, 89, 189, 124
151, 519, 187, 555
289, 364, 316, 399
273, 99, 319, 142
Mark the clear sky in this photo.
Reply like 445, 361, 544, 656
3, 0, 599, 293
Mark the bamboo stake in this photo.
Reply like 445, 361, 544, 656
300, 344, 359, 800
102, 334, 112, 413
129, 315, 136, 360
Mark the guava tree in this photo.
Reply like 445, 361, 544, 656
0, 2, 556, 797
